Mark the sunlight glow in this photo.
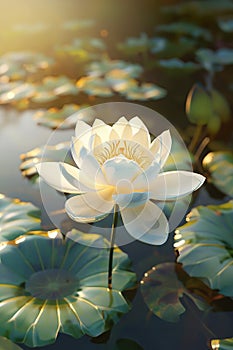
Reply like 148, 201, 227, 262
15, 236, 26, 244
174, 239, 185, 248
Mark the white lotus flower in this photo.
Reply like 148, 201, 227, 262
36, 116, 205, 245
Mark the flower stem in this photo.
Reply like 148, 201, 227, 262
108, 204, 118, 290
188, 124, 203, 153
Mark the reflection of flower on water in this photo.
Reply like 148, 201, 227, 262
0, 231, 136, 347
37, 116, 205, 245
175, 201, 233, 297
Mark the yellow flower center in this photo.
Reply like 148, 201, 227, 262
93, 139, 153, 169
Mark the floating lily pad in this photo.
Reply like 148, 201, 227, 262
158, 58, 200, 71
0, 194, 41, 242
162, 1, 233, 16
196, 48, 233, 71
0, 231, 136, 347
211, 337, 233, 350
121, 82, 167, 101
152, 37, 197, 58
202, 152, 233, 197
0, 337, 22, 350
218, 18, 233, 32
20, 141, 72, 183
107, 76, 138, 94
86, 59, 143, 79
175, 201, 233, 297
0, 51, 54, 80
156, 22, 212, 41
117, 33, 151, 55
33, 104, 90, 129
150, 37, 168, 54
32, 76, 79, 103
56, 38, 106, 62
77, 76, 113, 97
0, 82, 35, 104
140, 263, 206, 322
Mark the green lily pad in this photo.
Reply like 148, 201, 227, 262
211, 338, 233, 350
151, 37, 197, 58
121, 82, 167, 101
162, 1, 233, 17
158, 58, 200, 71
0, 51, 54, 80
196, 48, 233, 71
0, 337, 22, 350
202, 152, 233, 197
32, 76, 79, 103
140, 263, 206, 322
20, 141, 72, 183
0, 194, 41, 242
0, 231, 136, 347
33, 104, 90, 130
117, 33, 151, 55
218, 17, 233, 32
175, 200, 233, 297
0, 82, 35, 104
150, 37, 168, 54
56, 38, 106, 62
107, 75, 138, 94
77, 76, 113, 97
86, 59, 143, 79
156, 22, 212, 41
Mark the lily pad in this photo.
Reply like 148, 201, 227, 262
156, 22, 212, 41
140, 263, 206, 322
202, 152, 233, 197
20, 141, 72, 183
211, 338, 233, 350
117, 33, 151, 55
56, 38, 106, 62
0, 337, 22, 350
0, 51, 54, 80
218, 18, 233, 32
162, 1, 233, 17
0, 231, 136, 347
196, 48, 233, 71
121, 82, 167, 101
77, 76, 113, 97
0, 194, 41, 242
107, 75, 138, 94
0, 82, 35, 104
151, 37, 196, 58
33, 104, 90, 130
150, 37, 168, 54
158, 58, 200, 71
32, 76, 79, 103
86, 59, 143, 79
175, 200, 233, 297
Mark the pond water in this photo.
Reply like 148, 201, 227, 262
0, 1, 233, 349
